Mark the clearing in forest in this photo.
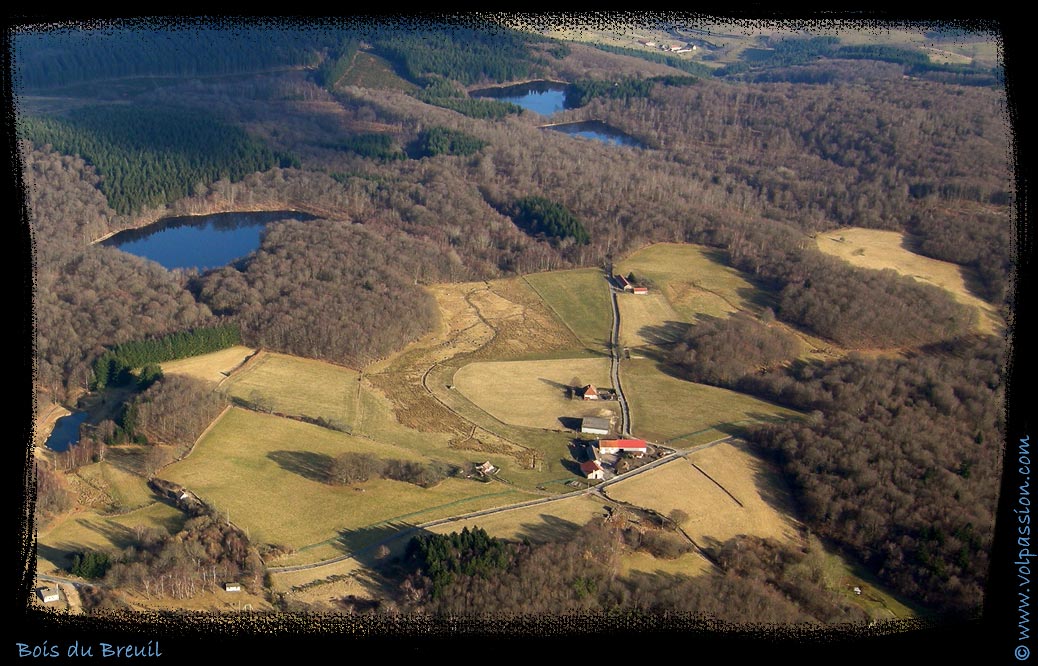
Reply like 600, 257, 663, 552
159, 345, 256, 384
815, 227, 1001, 335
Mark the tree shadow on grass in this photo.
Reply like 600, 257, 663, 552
637, 320, 691, 347
267, 450, 334, 484
334, 521, 424, 565
515, 513, 586, 544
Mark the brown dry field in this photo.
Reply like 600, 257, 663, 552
452, 357, 619, 430
606, 440, 803, 549
815, 227, 1003, 335
159, 345, 257, 384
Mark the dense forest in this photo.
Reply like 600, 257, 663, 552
19, 21, 1014, 622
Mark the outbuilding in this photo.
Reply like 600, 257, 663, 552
38, 587, 60, 603
580, 416, 611, 435
581, 384, 600, 400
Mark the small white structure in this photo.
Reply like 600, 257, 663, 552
224, 582, 242, 593
38, 587, 60, 603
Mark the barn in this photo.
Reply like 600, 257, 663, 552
598, 439, 648, 456
580, 416, 611, 435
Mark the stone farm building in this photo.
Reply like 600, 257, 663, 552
599, 439, 648, 457
581, 416, 611, 435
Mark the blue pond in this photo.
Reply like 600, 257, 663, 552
102, 210, 315, 271
44, 411, 89, 452
544, 120, 645, 148
469, 81, 570, 116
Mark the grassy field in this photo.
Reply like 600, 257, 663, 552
74, 461, 158, 512
160, 408, 535, 564
452, 357, 619, 431
606, 441, 802, 549
620, 549, 714, 578
160, 346, 256, 384
224, 351, 361, 425
623, 358, 801, 445
37, 501, 187, 573
425, 494, 607, 542
616, 290, 684, 349
617, 243, 764, 323
523, 268, 614, 350
815, 227, 1002, 335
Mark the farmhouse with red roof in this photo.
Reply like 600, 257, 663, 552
598, 439, 648, 457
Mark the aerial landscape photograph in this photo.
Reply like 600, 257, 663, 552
12, 11, 1030, 657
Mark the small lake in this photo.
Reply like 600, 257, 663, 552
102, 210, 316, 271
470, 81, 571, 116
44, 411, 89, 453
544, 121, 645, 148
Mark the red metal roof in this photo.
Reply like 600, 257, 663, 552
599, 439, 648, 449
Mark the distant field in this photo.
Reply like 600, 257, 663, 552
815, 227, 1002, 335
607, 441, 802, 548
623, 358, 801, 445
340, 50, 418, 92
453, 357, 619, 431
224, 351, 360, 424
523, 269, 613, 350
159, 345, 256, 384
160, 408, 532, 564
617, 243, 763, 324
37, 502, 187, 573
74, 461, 158, 512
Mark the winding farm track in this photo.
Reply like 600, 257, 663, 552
608, 280, 632, 436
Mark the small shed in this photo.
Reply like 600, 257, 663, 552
224, 582, 242, 593
580, 416, 611, 435
632, 286, 649, 295
38, 587, 60, 603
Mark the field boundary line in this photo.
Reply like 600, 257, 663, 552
688, 460, 744, 508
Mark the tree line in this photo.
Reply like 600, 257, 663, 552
18, 105, 288, 215
92, 324, 241, 389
